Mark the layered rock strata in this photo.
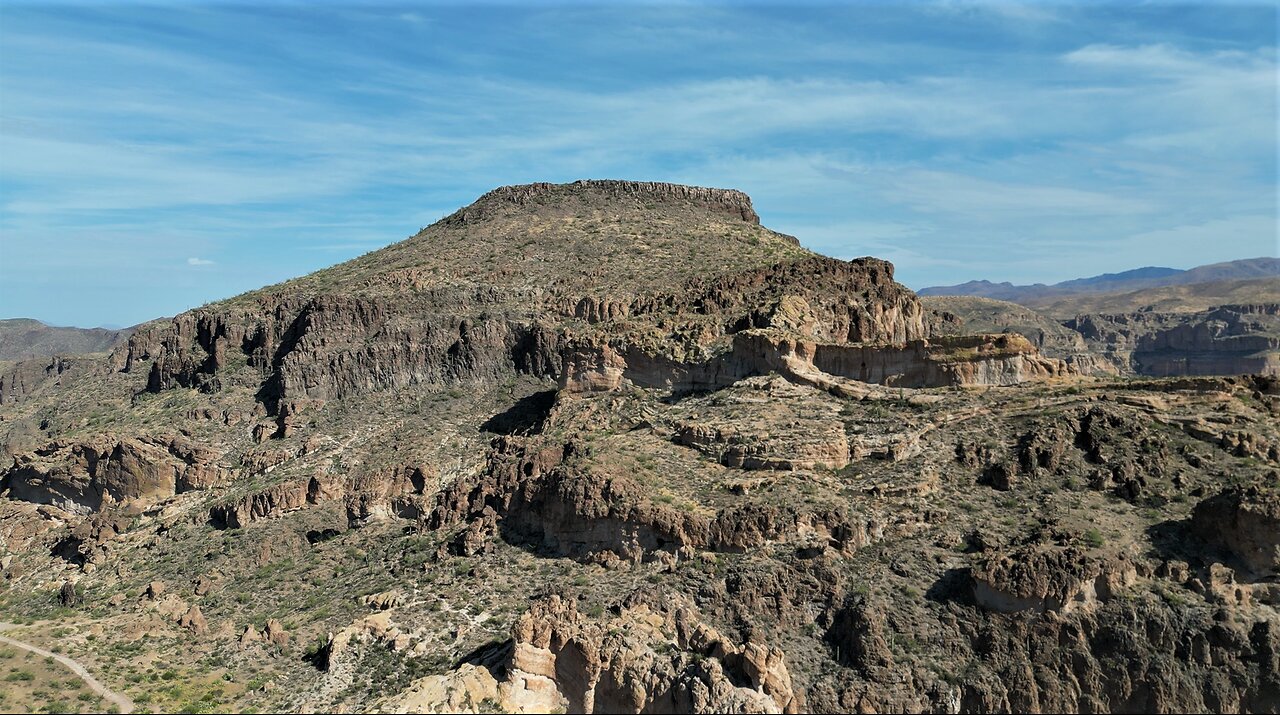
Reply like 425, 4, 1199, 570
1066, 304, 1280, 377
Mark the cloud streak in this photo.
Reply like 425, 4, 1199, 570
0, 3, 1274, 325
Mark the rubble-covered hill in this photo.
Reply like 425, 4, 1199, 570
0, 181, 1278, 714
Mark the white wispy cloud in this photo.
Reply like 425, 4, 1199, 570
1063, 43, 1272, 76
0, 3, 1273, 324
880, 169, 1158, 219
187, 257, 214, 266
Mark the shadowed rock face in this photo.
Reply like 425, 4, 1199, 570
1192, 486, 1280, 578
970, 544, 1138, 614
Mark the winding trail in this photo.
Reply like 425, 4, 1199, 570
0, 626, 134, 713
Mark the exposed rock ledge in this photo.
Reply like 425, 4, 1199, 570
971, 544, 1138, 614
446, 180, 763, 226
561, 329, 1075, 394
427, 436, 880, 563
208, 464, 434, 529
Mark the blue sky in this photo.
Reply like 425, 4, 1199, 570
0, 1, 1276, 328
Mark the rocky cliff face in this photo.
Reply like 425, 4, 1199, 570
424, 423, 878, 565
494, 593, 803, 714
927, 296, 1280, 379
1066, 304, 1280, 377
560, 319, 1071, 395
450, 180, 765, 226
128, 254, 937, 412
1192, 486, 1280, 578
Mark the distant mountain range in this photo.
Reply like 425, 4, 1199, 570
0, 318, 133, 361
923, 255, 1280, 378
919, 257, 1280, 305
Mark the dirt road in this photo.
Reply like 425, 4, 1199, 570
0, 627, 134, 713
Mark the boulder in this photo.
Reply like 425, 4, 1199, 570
178, 605, 208, 636
193, 574, 215, 596
239, 625, 261, 646
361, 591, 405, 611
58, 580, 82, 607
145, 580, 165, 600
264, 618, 289, 647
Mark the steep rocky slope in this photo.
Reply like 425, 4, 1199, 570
122, 180, 935, 411
0, 181, 1276, 714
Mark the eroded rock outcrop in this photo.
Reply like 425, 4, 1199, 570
671, 376, 851, 471
971, 544, 1138, 613
495, 594, 802, 714
814, 583, 1280, 713
924, 295, 1118, 376
4, 434, 230, 513
450, 180, 765, 226
960, 402, 1213, 503
209, 464, 433, 529
132, 255, 937, 416
373, 663, 505, 714
1066, 304, 1280, 377
562, 329, 1073, 395
427, 435, 878, 563
179, 604, 208, 635
51, 508, 133, 566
